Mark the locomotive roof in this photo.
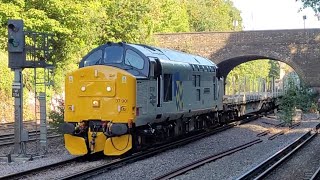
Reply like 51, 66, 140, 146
128, 44, 217, 67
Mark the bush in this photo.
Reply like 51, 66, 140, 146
279, 77, 318, 125
48, 99, 64, 132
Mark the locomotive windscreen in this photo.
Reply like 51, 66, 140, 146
79, 43, 149, 77
83, 46, 124, 67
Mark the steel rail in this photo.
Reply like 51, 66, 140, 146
310, 165, 320, 180
236, 130, 317, 180
58, 125, 236, 180
0, 134, 61, 146
0, 111, 262, 180
58, 114, 261, 180
0, 157, 84, 180
154, 139, 263, 180
0, 130, 54, 140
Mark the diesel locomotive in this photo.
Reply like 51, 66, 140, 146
62, 42, 237, 156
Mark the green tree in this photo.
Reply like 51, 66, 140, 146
226, 60, 271, 94
0, 0, 243, 123
147, 0, 190, 34
186, 0, 242, 31
279, 74, 317, 125
279, 77, 298, 124
268, 61, 280, 79
298, 0, 320, 13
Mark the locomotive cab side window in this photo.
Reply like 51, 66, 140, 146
125, 49, 144, 69
83, 49, 102, 66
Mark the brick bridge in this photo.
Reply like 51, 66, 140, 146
154, 29, 320, 90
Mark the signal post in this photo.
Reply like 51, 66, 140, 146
6, 19, 54, 161
7, 20, 27, 155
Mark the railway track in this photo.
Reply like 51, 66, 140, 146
0, 113, 261, 179
0, 121, 38, 130
149, 124, 318, 180
236, 126, 319, 180
0, 156, 85, 180
256, 122, 301, 140
57, 114, 261, 180
0, 130, 61, 146
311, 166, 320, 180
154, 139, 263, 180
0, 122, 242, 180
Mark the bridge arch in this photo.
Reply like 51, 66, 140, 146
215, 51, 304, 80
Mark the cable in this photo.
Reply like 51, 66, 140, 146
110, 134, 130, 152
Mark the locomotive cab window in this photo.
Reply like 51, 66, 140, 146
163, 74, 172, 102
83, 49, 102, 66
125, 49, 144, 69
103, 46, 124, 64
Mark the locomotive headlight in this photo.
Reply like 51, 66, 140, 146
106, 86, 112, 92
81, 86, 86, 92
92, 100, 100, 107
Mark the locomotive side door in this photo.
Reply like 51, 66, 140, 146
148, 57, 163, 120
149, 57, 163, 108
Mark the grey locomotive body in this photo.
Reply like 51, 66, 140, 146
130, 44, 224, 139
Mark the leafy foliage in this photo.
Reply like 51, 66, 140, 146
298, 0, 320, 13
226, 60, 272, 94
279, 78, 298, 124
187, 0, 242, 31
279, 75, 318, 124
0, 0, 242, 122
48, 99, 64, 132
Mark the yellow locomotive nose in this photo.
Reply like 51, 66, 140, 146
64, 65, 136, 155
64, 65, 136, 123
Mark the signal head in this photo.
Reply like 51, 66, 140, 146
8, 23, 19, 32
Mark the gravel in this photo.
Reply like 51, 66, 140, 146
0, 135, 114, 180
90, 113, 320, 180
0, 113, 318, 180
264, 133, 320, 180
0, 137, 75, 177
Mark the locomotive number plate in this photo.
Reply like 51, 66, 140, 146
116, 99, 128, 103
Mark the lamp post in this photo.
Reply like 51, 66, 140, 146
303, 15, 307, 29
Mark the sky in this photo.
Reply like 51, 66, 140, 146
232, 0, 320, 30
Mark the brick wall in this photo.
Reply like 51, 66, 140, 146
154, 29, 320, 88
